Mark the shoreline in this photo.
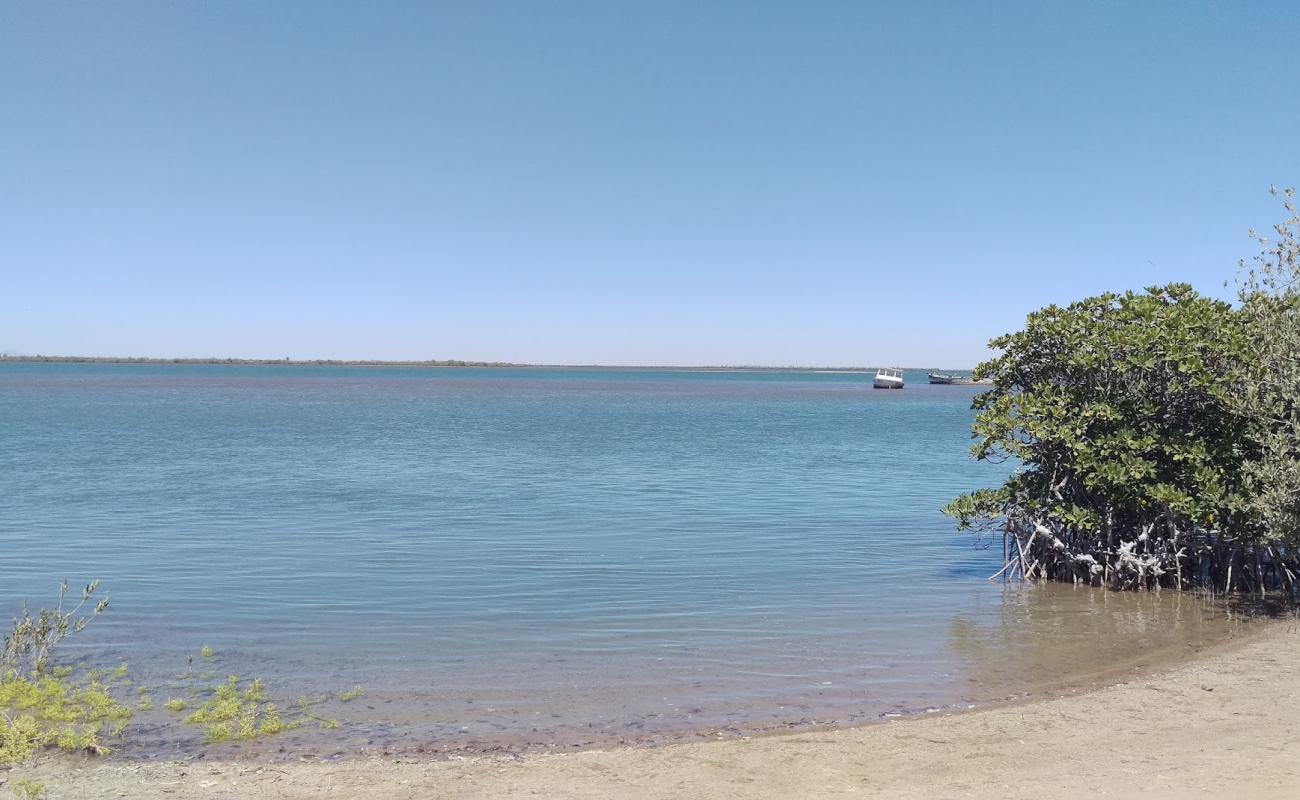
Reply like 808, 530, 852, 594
61, 588, 1262, 765
9, 619, 1297, 799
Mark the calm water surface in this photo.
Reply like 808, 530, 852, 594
0, 364, 1240, 757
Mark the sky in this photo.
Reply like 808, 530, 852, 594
2, 1, 1298, 367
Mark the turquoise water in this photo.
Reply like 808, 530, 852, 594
0, 364, 1234, 757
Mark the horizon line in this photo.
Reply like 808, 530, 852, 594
0, 355, 978, 372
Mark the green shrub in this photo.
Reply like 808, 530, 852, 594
3, 581, 107, 677
1235, 187, 1300, 546
945, 284, 1265, 589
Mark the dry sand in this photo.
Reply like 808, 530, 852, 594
6, 621, 1299, 800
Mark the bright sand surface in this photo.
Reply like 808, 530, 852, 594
6, 621, 1299, 799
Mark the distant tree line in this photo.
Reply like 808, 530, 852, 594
0, 356, 522, 367
946, 188, 1300, 593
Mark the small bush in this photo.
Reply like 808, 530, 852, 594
1, 583, 133, 763
3, 581, 107, 677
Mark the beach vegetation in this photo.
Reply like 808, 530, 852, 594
2, 586, 358, 764
295, 694, 341, 730
8, 778, 45, 800
175, 654, 347, 742
0, 660, 134, 763
1, 584, 133, 763
183, 676, 296, 743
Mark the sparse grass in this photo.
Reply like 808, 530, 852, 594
4, 587, 357, 762
174, 652, 351, 742
183, 676, 299, 743
9, 778, 45, 800
295, 695, 340, 730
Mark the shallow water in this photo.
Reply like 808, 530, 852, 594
0, 364, 1245, 758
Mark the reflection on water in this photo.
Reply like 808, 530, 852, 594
950, 584, 1248, 702
112, 584, 1250, 760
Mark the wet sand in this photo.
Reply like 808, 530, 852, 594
7, 619, 1298, 800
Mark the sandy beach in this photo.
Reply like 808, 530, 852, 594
7, 620, 1297, 800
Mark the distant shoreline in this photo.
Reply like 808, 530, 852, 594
0, 356, 967, 373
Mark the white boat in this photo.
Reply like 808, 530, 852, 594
873, 368, 904, 389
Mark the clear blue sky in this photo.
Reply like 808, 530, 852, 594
2, 1, 1297, 366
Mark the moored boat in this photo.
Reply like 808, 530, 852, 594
873, 368, 904, 389
928, 372, 992, 386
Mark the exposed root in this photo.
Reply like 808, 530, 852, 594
991, 518, 1300, 595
